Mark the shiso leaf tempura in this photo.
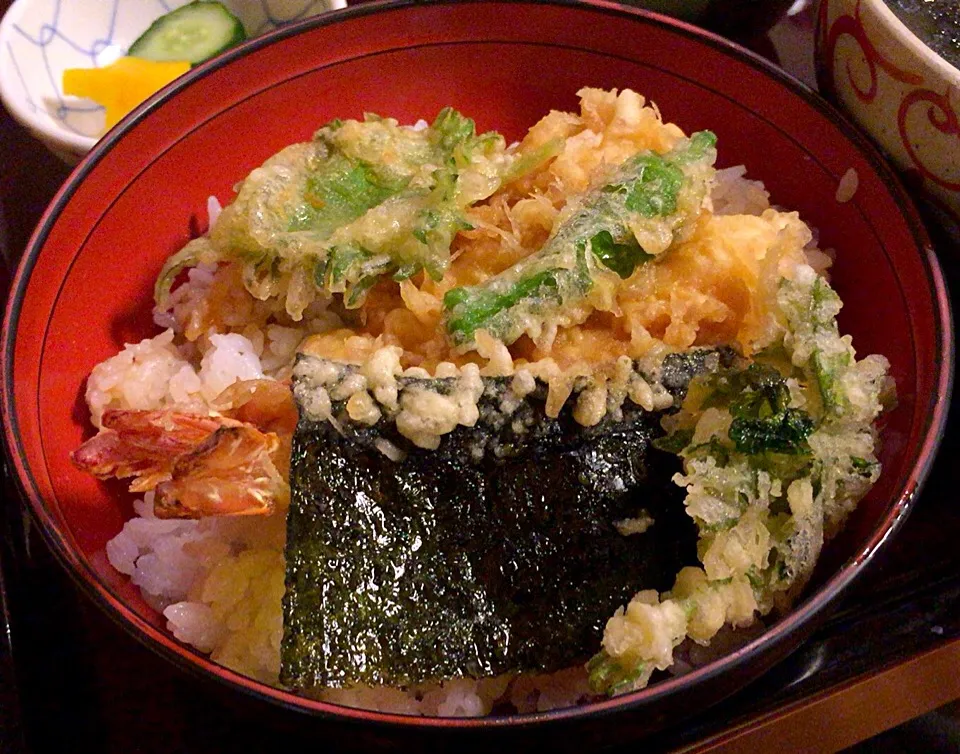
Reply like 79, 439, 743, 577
443, 130, 717, 349
73, 88, 891, 715
157, 108, 511, 317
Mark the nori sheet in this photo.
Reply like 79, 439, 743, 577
281, 351, 731, 690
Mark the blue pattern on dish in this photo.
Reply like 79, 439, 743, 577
6, 41, 36, 114
9, 0, 120, 133
5, 0, 335, 136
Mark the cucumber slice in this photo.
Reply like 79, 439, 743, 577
128, 2, 246, 65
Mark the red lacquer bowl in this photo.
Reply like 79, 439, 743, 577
0, 0, 953, 744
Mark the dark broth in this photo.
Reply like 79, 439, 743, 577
884, 0, 960, 69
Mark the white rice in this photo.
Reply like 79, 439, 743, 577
835, 167, 859, 204
712, 165, 770, 216
198, 333, 265, 401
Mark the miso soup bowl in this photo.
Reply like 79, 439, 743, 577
816, 0, 960, 240
1, 0, 952, 747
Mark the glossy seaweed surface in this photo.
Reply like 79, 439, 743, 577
281, 352, 730, 690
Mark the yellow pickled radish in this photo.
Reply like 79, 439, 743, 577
63, 57, 190, 130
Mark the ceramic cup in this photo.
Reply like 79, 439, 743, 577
816, 0, 960, 238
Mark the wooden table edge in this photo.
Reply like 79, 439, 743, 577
674, 635, 960, 753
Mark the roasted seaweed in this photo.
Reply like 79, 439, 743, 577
281, 351, 733, 690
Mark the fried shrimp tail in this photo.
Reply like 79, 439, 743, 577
71, 405, 290, 518
154, 424, 290, 519
212, 378, 298, 436
70, 410, 238, 492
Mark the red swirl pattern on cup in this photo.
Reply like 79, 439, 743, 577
819, 0, 921, 103
898, 87, 960, 192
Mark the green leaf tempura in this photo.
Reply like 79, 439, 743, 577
443, 131, 717, 349
173, 108, 511, 317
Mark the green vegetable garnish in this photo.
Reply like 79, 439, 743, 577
128, 1, 246, 66
444, 268, 564, 341
588, 230, 655, 279
587, 651, 649, 696
728, 410, 814, 456
290, 154, 407, 236
444, 131, 717, 348
723, 365, 815, 455
174, 107, 511, 316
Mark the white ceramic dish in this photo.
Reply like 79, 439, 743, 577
0, 0, 347, 162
